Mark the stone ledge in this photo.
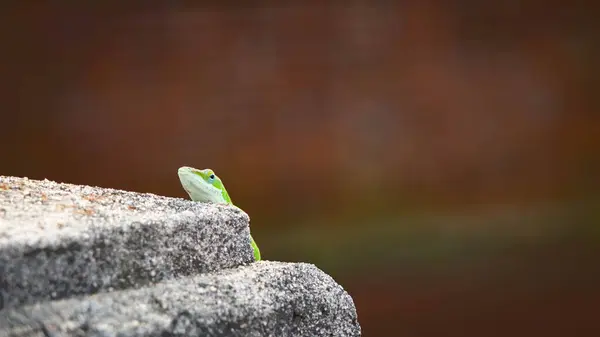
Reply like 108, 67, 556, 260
0, 176, 254, 309
0, 261, 360, 337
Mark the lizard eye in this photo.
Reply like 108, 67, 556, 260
209, 174, 215, 180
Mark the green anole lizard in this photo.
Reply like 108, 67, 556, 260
177, 166, 261, 261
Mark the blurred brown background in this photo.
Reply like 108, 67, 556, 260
1, 2, 599, 336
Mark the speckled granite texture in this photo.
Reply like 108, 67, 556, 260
0, 175, 360, 337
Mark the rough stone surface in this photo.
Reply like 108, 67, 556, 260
0, 176, 254, 309
0, 175, 361, 337
1, 262, 360, 337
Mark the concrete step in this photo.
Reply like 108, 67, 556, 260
0, 176, 254, 309
1, 261, 360, 337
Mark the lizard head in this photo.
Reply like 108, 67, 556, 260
177, 166, 231, 204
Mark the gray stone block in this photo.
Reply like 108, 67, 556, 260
0, 261, 360, 337
0, 176, 254, 309
0, 175, 361, 336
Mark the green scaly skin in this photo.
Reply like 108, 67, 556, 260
177, 166, 261, 261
